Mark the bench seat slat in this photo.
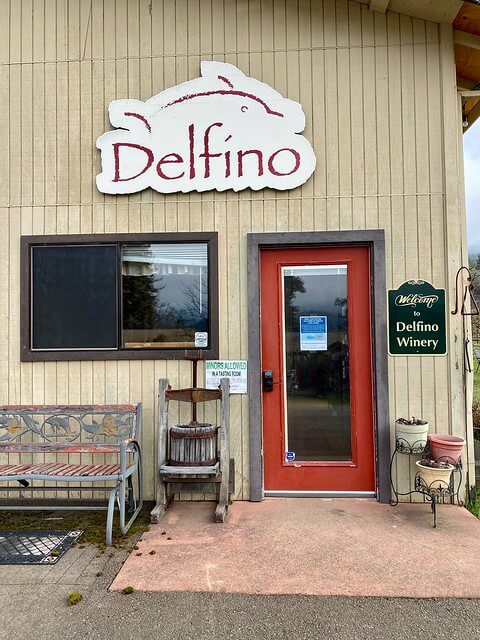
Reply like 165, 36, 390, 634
25, 462, 58, 474
0, 464, 31, 476
49, 463, 77, 475
33, 463, 67, 475
60, 464, 93, 476
56, 464, 99, 476
89, 464, 118, 476
0, 463, 123, 477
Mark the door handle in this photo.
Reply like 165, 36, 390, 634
263, 370, 274, 392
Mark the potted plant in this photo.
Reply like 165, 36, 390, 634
395, 417, 429, 450
428, 434, 465, 466
416, 458, 454, 492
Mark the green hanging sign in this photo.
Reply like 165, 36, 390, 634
388, 280, 447, 356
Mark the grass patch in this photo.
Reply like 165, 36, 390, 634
466, 486, 480, 519
474, 367, 480, 403
0, 506, 151, 548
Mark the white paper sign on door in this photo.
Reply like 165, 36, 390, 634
299, 316, 327, 351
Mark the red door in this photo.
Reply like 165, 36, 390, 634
260, 246, 375, 492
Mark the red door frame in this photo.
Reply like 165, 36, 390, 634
260, 245, 375, 492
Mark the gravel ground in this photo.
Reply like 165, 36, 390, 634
2, 582, 480, 640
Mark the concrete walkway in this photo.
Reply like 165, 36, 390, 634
1, 501, 480, 639
111, 498, 480, 598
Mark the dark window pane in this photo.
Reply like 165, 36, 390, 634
32, 245, 118, 350
122, 243, 209, 349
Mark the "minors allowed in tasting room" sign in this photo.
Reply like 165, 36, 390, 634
388, 280, 447, 356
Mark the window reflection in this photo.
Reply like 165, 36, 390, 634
122, 243, 208, 348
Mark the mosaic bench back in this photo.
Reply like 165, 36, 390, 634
0, 405, 140, 452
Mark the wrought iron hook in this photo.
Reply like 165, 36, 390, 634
465, 337, 472, 374
451, 266, 480, 316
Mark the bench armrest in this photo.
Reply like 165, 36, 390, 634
120, 439, 141, 474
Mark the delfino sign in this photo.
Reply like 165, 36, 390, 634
96, 62, 316, 194
388, 280, 447, 356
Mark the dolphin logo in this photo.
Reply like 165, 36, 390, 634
96, 62, 316, 194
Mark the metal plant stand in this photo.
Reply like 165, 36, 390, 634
389, 438, 463, 528
413, 472, 461, 528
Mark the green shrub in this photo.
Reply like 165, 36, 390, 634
473, 400, 480, 433
467, 486, 480, 519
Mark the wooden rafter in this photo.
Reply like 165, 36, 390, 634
454, 29, 480, 50
457, 76, 477, 90
463, 97, 480, 131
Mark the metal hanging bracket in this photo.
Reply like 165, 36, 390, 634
451, 267, 480, 316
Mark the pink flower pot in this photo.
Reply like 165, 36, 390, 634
429, 434, 465, 465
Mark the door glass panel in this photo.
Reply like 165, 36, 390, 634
282, 265, 351, 461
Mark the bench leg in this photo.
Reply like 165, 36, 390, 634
118, 477, 127, 533
106, 486, 117, 546
119, 455, 144, 537
106, 469, 144, 546
127, 476, 134, 513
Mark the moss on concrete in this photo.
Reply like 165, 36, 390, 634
0, 506, 151, 548
122, 586, 134, 594
67, 592, 83, 606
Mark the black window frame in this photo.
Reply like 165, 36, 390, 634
21, 232, 219, 362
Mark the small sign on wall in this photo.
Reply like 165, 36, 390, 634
205, 360, 248, 394
194, 332, 208, 348
388, 280, 447, 356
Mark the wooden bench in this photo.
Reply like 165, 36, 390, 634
0, 404, 143, 545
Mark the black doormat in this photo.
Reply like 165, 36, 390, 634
0, 530, 83, 565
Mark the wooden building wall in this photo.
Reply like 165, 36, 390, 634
0, 0, 471, 500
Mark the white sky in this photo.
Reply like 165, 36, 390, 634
464, 120, 480, 255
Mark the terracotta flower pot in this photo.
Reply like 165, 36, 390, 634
416, 460, 454, 492
429, 434, 465, 466
395, 419, 429, 450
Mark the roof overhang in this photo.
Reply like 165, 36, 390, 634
359, 0, 480, 131
454, 2, 480, 130
359, 0, 463, 23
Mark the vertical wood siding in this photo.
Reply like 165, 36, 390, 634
0, 0, 468, 500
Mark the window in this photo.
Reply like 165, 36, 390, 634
122, 243, 208, 349
21, 233, 218, 361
